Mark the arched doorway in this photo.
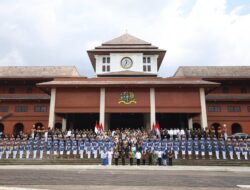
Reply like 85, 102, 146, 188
193, 123, 201, 130
231, 123, 242, 134
54, 122, 62, 130
13, 123, 24, 137
34, 122, 43, 130
211, 123, 221, 138
0, 123, 4, 135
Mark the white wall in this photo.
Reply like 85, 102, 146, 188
95, 53, 158, 75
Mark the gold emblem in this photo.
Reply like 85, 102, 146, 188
118, 91, 136, 104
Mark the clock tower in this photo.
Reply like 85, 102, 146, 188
87, 33, 166, 77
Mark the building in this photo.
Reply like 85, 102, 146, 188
0, 33, 249, 135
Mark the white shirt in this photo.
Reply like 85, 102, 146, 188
107, 151, 113, 158
135, 152, 141, 159
157, 151, 162, 158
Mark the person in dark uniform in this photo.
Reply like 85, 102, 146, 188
148, 150, 153, 165
121, 150, 126, 165
128, 149, 133, 165
168, 150, 173, 166
114, 150, 119, 165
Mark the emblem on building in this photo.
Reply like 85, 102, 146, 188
118, 91, 137, 104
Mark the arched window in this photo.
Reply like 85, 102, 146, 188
231, 123, 242, 134
211, 123, 221, 138
13, 123, 24, 137
34, 122, 43, 130
54, 123, 62, 130
193, 123, 201, 130
0, 123, 4, 133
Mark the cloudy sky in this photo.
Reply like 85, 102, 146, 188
0, 0, 250, 77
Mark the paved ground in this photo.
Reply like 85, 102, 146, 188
0, 166, 249, 190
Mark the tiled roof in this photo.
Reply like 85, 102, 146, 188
0, 66, 80, 78
174, 66, 250, 78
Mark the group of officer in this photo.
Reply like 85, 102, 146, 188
0, 135, 114, 160
141, 135, 250, 160
0, 134, 249, 161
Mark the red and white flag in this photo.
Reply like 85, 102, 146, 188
95, 123, 104, 134
153, 122, 161, 138
94, 123, 100, 134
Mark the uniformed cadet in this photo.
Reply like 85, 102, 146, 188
59, 138, 65, 159
46, 137, 52, 159
242, 143, 248, 160
33, 138, 38, 159
0, 142, 4, 159
235, 143, 241, 160
19, 140, 25, 159
72, 138, 78, 159
214, 142, 220, 160
181, 138, 186, 159
53, 137, 59, 158
173, 139, 179, 159
220, 140, 227, 160
39, 139, 45, 160
187, 139, 192, 159
86, 141, 91, 159
12, 142, 18, 159
66, 137, 71, 159
92, 140, 98, 159
26, 139, 31, 159
5, 141, 11, 159
194, 141, 199, 159
227, 140, 234, 160
79, 139, 84, 159
200, 142, 206, 159
207, 142, 213, 159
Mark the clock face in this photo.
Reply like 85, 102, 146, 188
121, 57, 133, 69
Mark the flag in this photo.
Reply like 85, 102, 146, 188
154, 122, 161, 138
100, 123, 104, 132
94, 123, 100, 134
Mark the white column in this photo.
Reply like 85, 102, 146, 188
188, 118, 193, 130
199, 88, 208, 129
150, 88, 156, 130
99, 88, 105, 128
62, 117, 67, 132
48, 88, 56, 129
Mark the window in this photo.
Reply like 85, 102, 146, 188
228, 106, 240, 112
8, 87, 15, 93
26, 87, 33, 93
0, 105, 8, 112
34, 105, 47, 112
102, 56, 110, 72
222, 86, 229, 93
241, 86, 247, 93
143, 56, 151, 72
247, 106, 250, 112
15, 105, 28, 112
208, 106, 221, 112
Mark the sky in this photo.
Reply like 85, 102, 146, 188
0, 0, 250, 77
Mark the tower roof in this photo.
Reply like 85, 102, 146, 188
102, 33, 151, 46
87, 33, 166, 71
